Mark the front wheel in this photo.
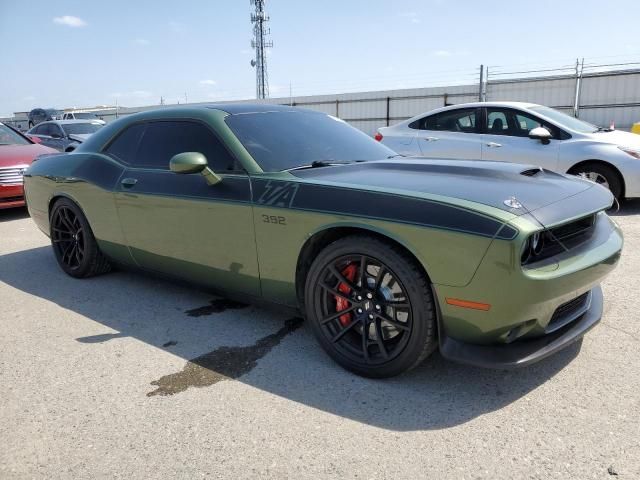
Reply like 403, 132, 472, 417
50, 198, 111, 278
572, 162, 623, 200
304, 235, 436, 378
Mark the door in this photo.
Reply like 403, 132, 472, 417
481, 107, 560, 170
108, 120, 261, 296
414, 107, 483, 160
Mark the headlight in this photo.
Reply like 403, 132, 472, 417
521, 231, 545, 264
531, 232, 544, 255
618, 146, 640, 159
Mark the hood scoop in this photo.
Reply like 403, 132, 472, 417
520, 167, 544, 177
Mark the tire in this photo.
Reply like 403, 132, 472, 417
304, 235, 436, 378
572, 162, 623, 200
49, 198, 111, 278
28, 121, 33, 129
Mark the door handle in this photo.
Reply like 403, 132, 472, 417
423, 136, 439, 142
121, 177, 138, 188
486, 142, 502, 148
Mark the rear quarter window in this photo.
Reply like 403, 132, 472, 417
104, 123, 146, 164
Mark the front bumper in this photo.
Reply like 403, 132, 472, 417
0, 184, 25, 209
433, 211, 622, 368
618, 155, 640, 198
439, 286, 603, 368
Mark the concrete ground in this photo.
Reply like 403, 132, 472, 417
0, 203, 639, 480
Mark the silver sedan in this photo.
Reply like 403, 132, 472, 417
376, 101, 640, 200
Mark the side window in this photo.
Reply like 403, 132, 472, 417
104, 123, 146, 163
50, 124, 63, 137
32, 124, 46, 135
135, 121, 238, 171
39, 124, 54, 136
419, 108, 478, 133
487, 110, 509, 135
487, 108, 560, 138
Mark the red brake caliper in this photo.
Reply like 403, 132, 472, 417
335, 264, 357, 326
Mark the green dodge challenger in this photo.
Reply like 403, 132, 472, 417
24, 104, 623, 377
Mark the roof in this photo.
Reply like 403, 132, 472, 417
442, 101, 540, 109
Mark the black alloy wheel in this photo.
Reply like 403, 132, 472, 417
52, 205, 85, 271
50, 198, 111, 278
305, 235, 436, 378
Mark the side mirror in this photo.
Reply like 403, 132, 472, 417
170, 151, 207, 174
528, 127, 552, 144
28, 135, 42, 144
169, 152, 222, 185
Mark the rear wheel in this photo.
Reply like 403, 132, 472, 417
304, 235, 436, 378
572, 162, 623, 200
50, 198, 111, 278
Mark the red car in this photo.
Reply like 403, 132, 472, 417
0, 122, 56, 209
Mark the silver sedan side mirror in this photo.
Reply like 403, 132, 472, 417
528, 127, 552, 145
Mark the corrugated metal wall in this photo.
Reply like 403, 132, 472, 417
4, 69, 639, 135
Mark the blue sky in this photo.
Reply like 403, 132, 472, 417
1, 0, 639, 116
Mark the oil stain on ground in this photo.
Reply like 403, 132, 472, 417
185, 298, 248, 317
147, 317, 303, 397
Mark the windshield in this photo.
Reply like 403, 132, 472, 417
529, 106, 599, 133
0, 123, 31, 145
62, 123, 103, 135
225, 110, 395, 172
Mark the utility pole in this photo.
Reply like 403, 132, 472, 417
250, 0, 273, 99
573, 58, 585, 118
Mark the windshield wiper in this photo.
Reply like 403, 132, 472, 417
284, 160, 357, 172
594, 126, 613, 132
387, 154, 405, 158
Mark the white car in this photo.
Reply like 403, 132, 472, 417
62, 112, 106, 124
376, 101, 640, 200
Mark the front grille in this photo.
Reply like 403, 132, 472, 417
546, 291, 591, 333
0, 166, 27, 186
522, 213, 597, 265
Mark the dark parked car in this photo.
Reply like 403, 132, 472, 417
26, 120, 104, 152
28, 108, 62, 128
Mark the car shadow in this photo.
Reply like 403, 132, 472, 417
610, 198, 640, 217
0, 207, 29, 222
0, 245, 581, 431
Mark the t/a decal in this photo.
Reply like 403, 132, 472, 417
257, 181, 299, 208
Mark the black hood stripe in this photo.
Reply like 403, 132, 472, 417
253, 179, 517, 240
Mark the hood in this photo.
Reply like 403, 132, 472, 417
68, 134, 91, 142
582, 129, 640, 148
0, 143, 57, 168
291, 159, 605, 217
